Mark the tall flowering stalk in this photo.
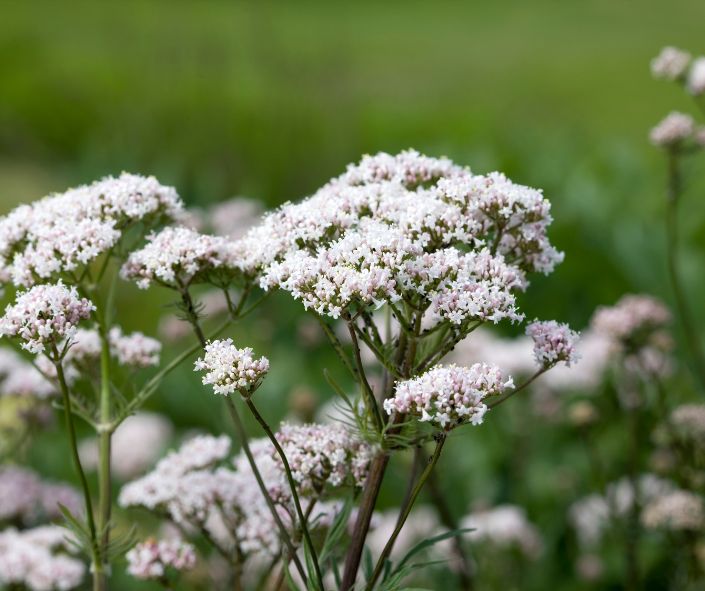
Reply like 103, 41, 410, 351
0, 174, 188, 590
650, 48, 705, 392
1, 151, 575, 590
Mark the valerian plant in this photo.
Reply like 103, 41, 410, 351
0, 151, 579, 591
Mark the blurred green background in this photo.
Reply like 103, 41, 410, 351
2, 0, 705, 325
3, 1, 705, 589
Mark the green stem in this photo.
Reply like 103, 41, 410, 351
243, 397, 325, 591
51, 347, 101, 585
224, 396, 308, 584
96, 326, 112, 582
346, 320, 384, 432
488, 368, 546, 409
179, 290, 309, 585
366, 435, 447, 590
665, 152, 705, 392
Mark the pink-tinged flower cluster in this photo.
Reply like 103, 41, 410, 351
649, 112, 695, 147
0, 174, 182, 287
121, 226, 244, 289
108, 327, 161, 368
384, 363, 513, 429
670, 404, 705, 442
275, 423, 373, 493
591, 294, 671, 347
0, 282, 94, 354
120, 429, 371, 560
0, 467, 82, 524
642, 490, 705, 531
194, 339, 269, 395
526, 320, 580, 369
651, 46, 691, 80
461, 505, 543, 558
235, 150, 561, 322
126, 538, 196, 581
0, 526, 85, 591
0, 348, 55, 399
118, 434, 231, 525
44, 326, 161, 372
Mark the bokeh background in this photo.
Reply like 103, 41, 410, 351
3, 1, 705, 589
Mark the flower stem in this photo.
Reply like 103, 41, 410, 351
96, 326, 112, 588
180, 287, 309, 584
665, 152, 705, 392
224, 396, 308, 584
243, 396, 325, 591
341, 329, 410, 590
488, 368, 546, 409
51, 347, 101, 587
366, 435, 447, 590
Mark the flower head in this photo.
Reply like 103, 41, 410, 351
651, 46, 691, 80
108, 327, 161, 368
526, 320, 580, 369
194, 339, 269, 395
0, 282, 94, 354
384, 363, 513, 429
238, 150, 560, 322
0, 173, 182, 287
121, 226, 245, 289
126, 538, 196, 581
275, 422, 374, 492
642, 490, 705, 531
670, 404, 705, 442
591, 294, 671, 348
649, 112, 695, 147
687, 56, 705, 95
0, 526, 85, 591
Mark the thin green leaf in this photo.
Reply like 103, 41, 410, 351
319, 497, 353, 564
390, 529, 473, 578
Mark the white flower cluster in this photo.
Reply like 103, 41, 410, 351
275, 422, 374, 493
0, 526, 84, 591
461, 505, 543, 558
651, 46, 691, 81
0, 348, 54, 399
236, 150, 561, 322
688, 57, 705, 95
0, 466, 82, 524
50, 326, 161, 373
652, 46, 705, 96
670, 404, 705, 442
126, 538, 196, 581
569, 474, 674, 547
649, 111, 696, 147
121, 226, 243, 289
0, 174, 182, 287
525, 320, 580, 369
194, 339, 269, 395
118, 434, 232, 525
207, 197, 263, 239
79, 412, 173, 479
384, 363, 513, 429
0, 283, 94, 354
108, 327, 161, 368
591, 294, 671, 358
121, 426, 373, 559
642, 490, 704, 531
